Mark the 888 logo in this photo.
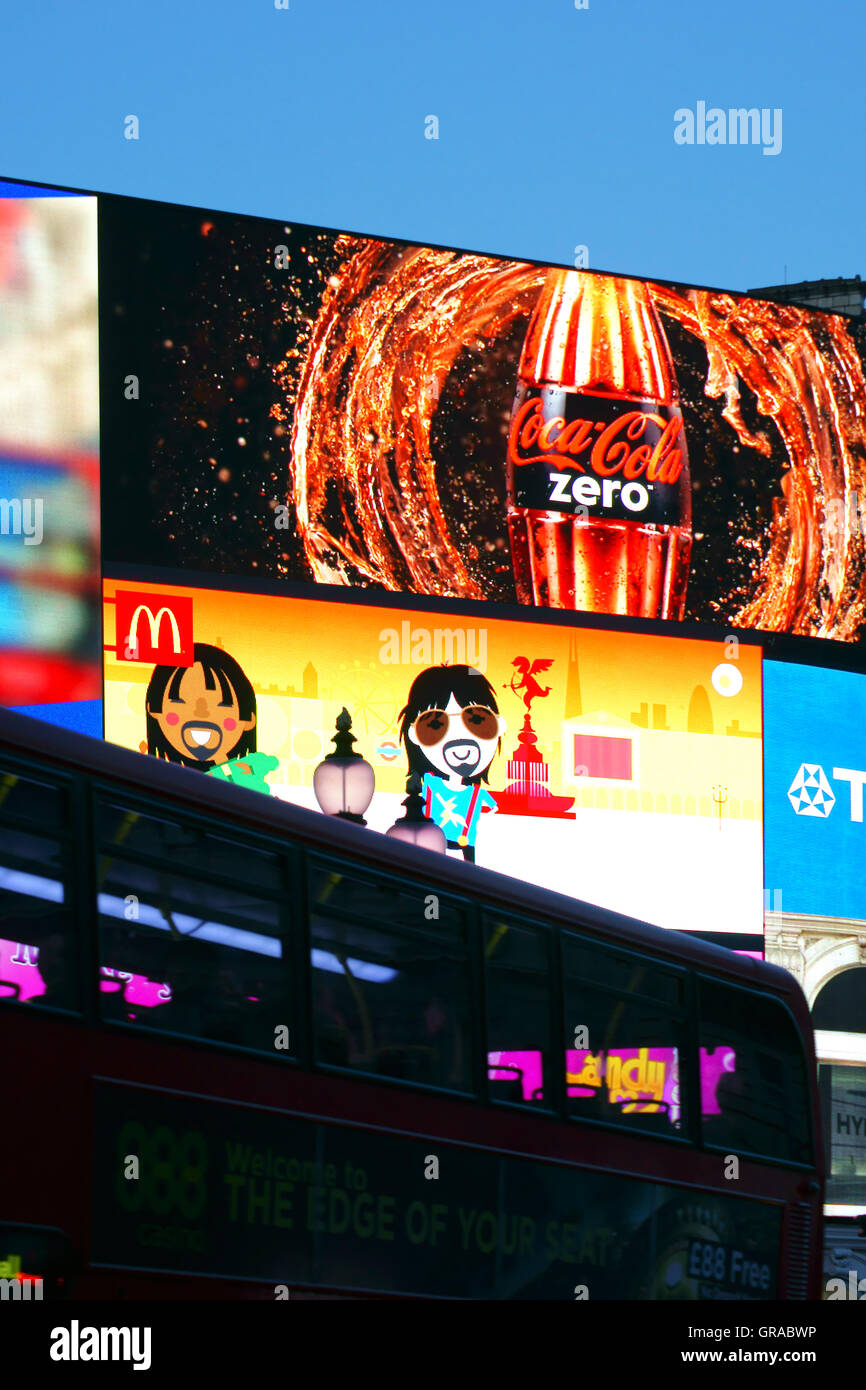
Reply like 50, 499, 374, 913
115, 1120, 209, 1220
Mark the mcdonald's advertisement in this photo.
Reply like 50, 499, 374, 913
103, 578, 764, 937
92, 1081, 781, 1299
98, 193, 866, 644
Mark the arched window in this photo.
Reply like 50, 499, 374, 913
813, 967, 866, 1032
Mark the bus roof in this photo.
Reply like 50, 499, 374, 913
0, 705, 796, 1004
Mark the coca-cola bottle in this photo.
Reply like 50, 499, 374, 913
506, 270, 692, 619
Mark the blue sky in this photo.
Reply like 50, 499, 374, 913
0, 0, 862, 293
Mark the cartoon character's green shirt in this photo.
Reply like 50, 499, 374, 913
206, 751, 279, 795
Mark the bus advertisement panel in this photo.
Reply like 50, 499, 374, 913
102, 577, 764, 939
98, 193, 866, 643
91, 1080, 782, 1300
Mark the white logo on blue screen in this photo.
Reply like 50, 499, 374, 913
788, 764, 835, 817
787, 763, 866, 821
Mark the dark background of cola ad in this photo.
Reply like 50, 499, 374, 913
98, 193, 866, 643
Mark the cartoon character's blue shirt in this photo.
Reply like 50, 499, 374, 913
421, 774, 497, 846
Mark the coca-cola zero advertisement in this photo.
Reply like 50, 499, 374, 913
99, 195, 866, 642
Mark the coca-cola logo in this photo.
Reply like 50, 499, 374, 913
508, 397, 686, 486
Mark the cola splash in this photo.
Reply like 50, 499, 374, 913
282, 244, 866, 639
652, 282, 866, 638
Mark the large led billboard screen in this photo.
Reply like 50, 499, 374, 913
103, 577, 764, 939
764, 659, 866, 920
97, 194, 866, 642
763, 656, 866, 1222
0, 178, 100, 707
14, 171, 866, 953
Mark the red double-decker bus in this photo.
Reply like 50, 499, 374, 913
0, 707, 822, 1299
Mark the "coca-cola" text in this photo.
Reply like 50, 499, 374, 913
508, 397, 686, 485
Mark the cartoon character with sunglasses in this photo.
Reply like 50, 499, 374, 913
398, 664, 505, 862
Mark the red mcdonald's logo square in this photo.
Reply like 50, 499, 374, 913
115, 592, 194, 666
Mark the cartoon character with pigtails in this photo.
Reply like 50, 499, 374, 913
143, 642, 279, 795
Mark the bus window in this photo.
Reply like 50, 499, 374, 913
95, 841, 289, 1054
561, 935, 687, 1136
0, 828, 77, 1012
484, 914, 553, 1110
309, 858, 473, 1094
698, 979, 812, 1165
95, 801, 284, 894
0, 763, 77, 1012
309, 860, 467, 936
0, 764, 66, 830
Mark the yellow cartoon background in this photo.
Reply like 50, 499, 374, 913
103, 579, 764, 934
104, 578, 762, 814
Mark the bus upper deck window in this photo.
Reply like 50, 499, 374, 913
484, 914, 554, 1111
698, 978, 812, 1165
561, 934, 688, 1137
0, 765, 66, 831
95, 800, 289, 1055
95, 802, 284, 894
0, 763, 77, 1012
309, 857, 473, 1095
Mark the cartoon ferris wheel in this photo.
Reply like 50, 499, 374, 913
333, 661, 399, 739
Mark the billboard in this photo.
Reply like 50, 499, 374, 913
764, 660, 866, 920
764, 657, 866, 1232
92, 1080, 781, 1299
97, 194, 866, 642
103, 577, 764, 937
824, 1065, 866, 1206
0, 179, 100, 707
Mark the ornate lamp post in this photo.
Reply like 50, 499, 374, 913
313, 708, 375, 825
386, 772, 447, 853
